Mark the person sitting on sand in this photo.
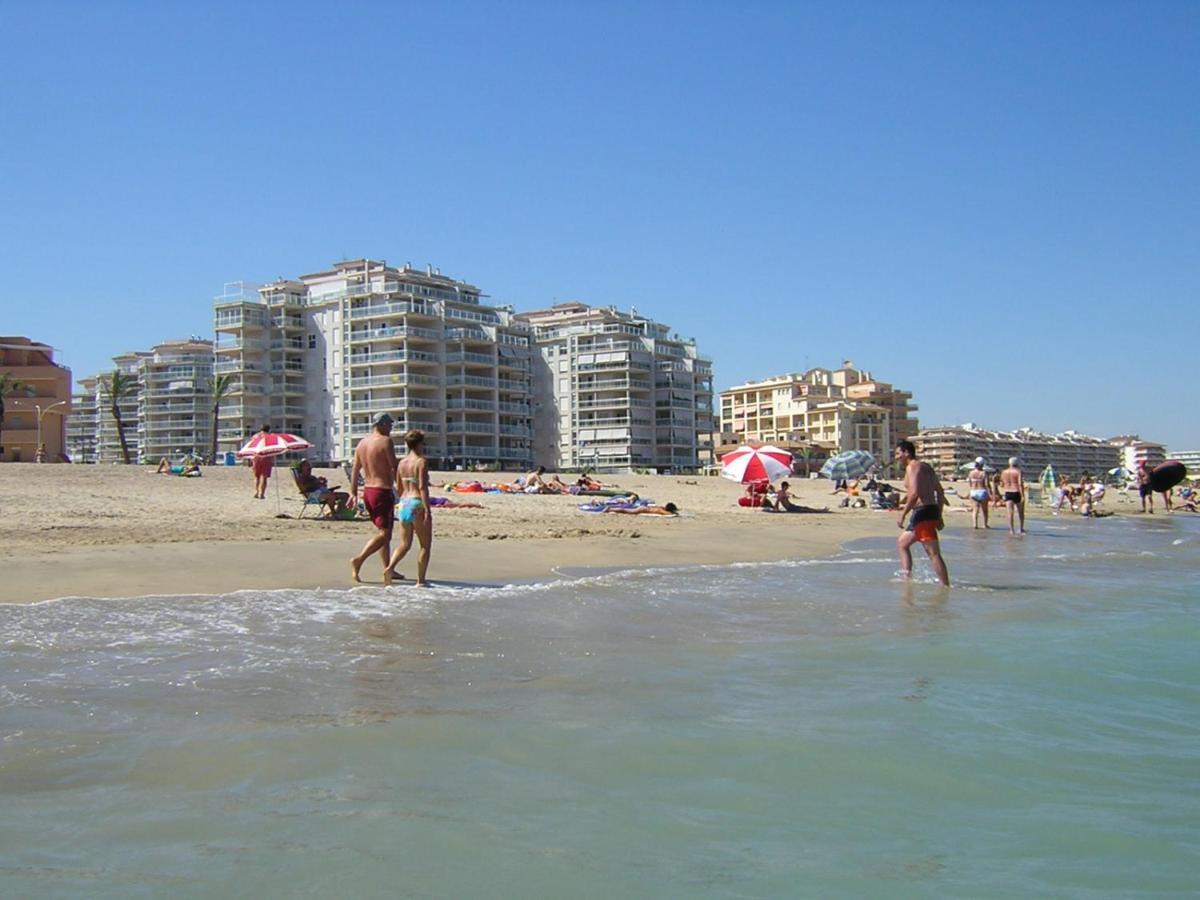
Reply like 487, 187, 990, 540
602, 502, 679, 516
295, 460, 349, 517
524, 466, 554, 493
761, 481, 829, 513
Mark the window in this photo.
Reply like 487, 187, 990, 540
308, 334, 317, 349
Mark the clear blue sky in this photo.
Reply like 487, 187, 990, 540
2, 1, 1196, 448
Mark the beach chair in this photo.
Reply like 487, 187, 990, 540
290, 467, 330, 519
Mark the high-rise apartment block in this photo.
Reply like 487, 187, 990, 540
214, 259, 535, 467
719, 362, 917, 459
1108, 435, 1167, 473
138, 339, 214, 461
93, 351, 145, 463
66, 375, 99, 463
68, 341, 213, 464
517, 303, 715, 473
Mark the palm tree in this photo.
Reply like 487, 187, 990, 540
99, 369, 137, 464
208, 373, 236, 464
0, 372, 30, 461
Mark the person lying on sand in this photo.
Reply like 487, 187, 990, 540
602, 502, 678, 516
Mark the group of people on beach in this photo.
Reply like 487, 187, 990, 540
348, 413, 433, 587
964, 457, 1028, 534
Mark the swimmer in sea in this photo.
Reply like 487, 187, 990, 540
385, 428, 432, 586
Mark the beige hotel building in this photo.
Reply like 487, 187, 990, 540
719, 362, 917, 461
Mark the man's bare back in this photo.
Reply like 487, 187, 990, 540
1000, 466, 1023, 493
352, 432, 397, 491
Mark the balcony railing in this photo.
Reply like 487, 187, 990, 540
347, 373, 440, 387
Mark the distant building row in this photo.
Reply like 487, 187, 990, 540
64, 258, 714, 473
915, 425, 1171, 480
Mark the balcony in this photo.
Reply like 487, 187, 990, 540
348, 350, 439, 366
348, 300, 435, 320
445, 327, 490, 342
349, 325, 441, 342
446, 375, 496, 388
444, 422, 496, 435
497, 379, 528, 393
347, 373, 440, 388
445, 398, 496, 411
214, 360, 262, 374
444, 351, 495, 365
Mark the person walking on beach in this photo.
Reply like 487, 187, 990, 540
1135, 461, 1155, 513
967, 457, 991, 529
386, 429, 433, 586
894, 440, 950, 586
252, 424, 273, 499
350, 413, 398, 583
1000, 457, 1026, 535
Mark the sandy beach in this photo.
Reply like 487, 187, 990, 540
0, 462, 1081, 604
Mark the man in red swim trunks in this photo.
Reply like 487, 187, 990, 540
350, 412, 398, 583
894, 439, 951, 586
252, 424, 274, 499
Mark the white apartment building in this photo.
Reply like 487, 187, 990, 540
720, 363, 917, 460
214, 259, 535, 467
1168, 448, 1200, 478
517, 303, 715, 473
1108, 435, 1167, 473
71, 342, 215, 464
917, 424, 1121, 479
66, 375, 98, 463
138, 339, 214, 462
94, 351, 146, 463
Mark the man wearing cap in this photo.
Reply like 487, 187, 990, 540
350, 413, 398, 583
999, 457, 1026, 535
967, 457, 991, 530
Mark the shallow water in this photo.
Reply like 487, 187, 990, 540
2, 514, 1198, 897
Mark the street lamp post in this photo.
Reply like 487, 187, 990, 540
34, 400, 68, 460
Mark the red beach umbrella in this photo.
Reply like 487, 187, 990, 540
235, 431, 312, 458
720, 444, 794, 484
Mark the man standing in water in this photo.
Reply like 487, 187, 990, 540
999, 456, 1026, 535
894, 440, 950, 586
1136, 460, 1154, 513
350, 413, 397, 583
967, 457, 991, 530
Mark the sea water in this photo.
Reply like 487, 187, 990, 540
2, 514, 1197, 898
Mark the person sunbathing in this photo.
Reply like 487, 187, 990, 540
295, 461, 349, 517
577, 474, 605, 490
155, 456, 201, 476
761, 482, 829, 513
429, 496, 484, 509
603, 502, 678, 516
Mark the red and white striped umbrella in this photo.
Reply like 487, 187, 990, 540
720, 444, 794, 484
235, 431, 312, 458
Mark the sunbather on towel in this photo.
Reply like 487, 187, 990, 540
603, 502, 678, 516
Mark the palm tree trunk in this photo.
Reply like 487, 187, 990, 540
210, 401, 220, 464
113, 404, 132, 464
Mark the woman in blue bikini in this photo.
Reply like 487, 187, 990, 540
386, 429, 433, 586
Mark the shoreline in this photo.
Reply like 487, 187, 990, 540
1, 464, 1091, 605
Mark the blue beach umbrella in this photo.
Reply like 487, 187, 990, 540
819, 449, 876, 481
